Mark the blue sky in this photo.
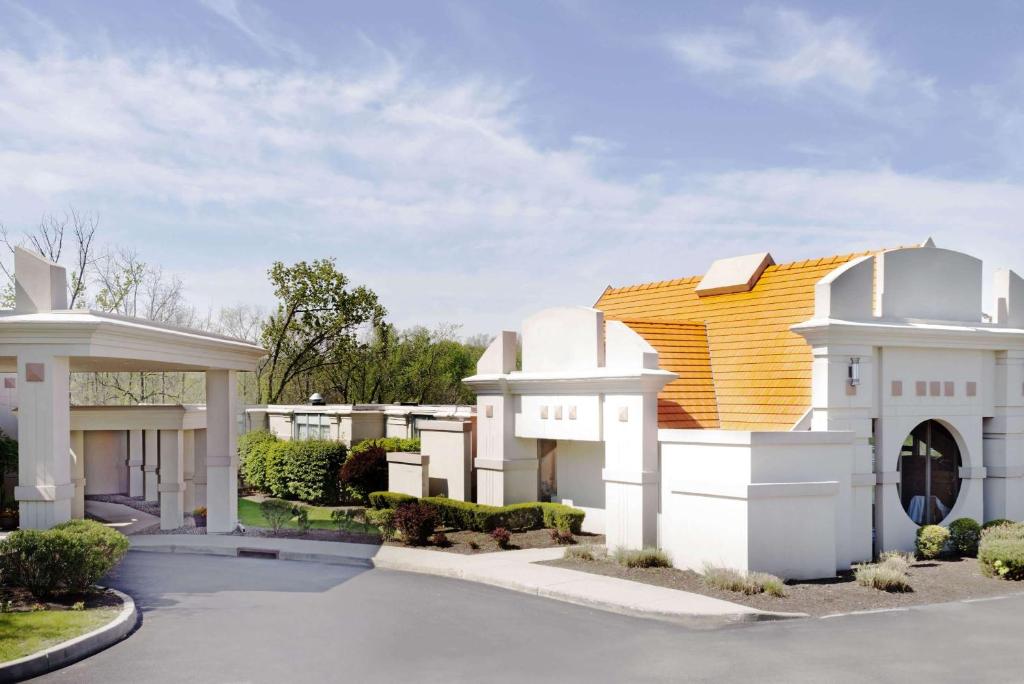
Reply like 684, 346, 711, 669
2, 1, 1024, 334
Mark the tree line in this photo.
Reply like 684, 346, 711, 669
0, 210, 489, 407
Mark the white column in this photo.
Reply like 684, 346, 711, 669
14, 353, 73, 529
143, 429, 159, 502
602, 392, 659, 550
984, 351, 1024, 521
193, 429, 207, 509
127, 429, 144, 497
158, 429, 184, 530
182, 429, 196, 514
69, 430, 86, 520
206, 370, 238, 533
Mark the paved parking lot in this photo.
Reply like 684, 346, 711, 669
41, 552, 1024, 683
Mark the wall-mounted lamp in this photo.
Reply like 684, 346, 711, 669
848, 357, 861, 387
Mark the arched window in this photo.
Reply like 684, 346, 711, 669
898, 420, 962, 525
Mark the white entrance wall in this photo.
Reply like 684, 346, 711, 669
660, 430, 851, 580
467, 310, 674, 550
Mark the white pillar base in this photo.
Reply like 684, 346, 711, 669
603, 474, 658, 550
474, 458, 537, 506
206, 465, 237, 533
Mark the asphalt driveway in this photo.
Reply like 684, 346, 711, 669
39, 552, 1024, 683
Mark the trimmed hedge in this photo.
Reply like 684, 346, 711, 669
258, 439, 346, 505
0, 519, 130, 598
978, 522, 1024, 580
238, 430, 279, 491
541, 502, 585, 534
370, 492, 586, 533
949, 517, 982, 557
369, 491, 419, 510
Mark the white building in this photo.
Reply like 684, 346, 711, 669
3, 248, 265, 533
465, 242, 1024, 579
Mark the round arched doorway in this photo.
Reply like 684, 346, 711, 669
897, 420, 962, 525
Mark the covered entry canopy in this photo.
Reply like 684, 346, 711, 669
6, 247, 265, 533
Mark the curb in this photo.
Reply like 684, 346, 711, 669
370, 556, 806, 625
0, 588, 137, 682
128, 542, 801, 625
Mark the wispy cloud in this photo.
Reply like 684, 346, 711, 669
0, 14, 1020, 331
664, 8, 934, 107
198, 0, 310, 63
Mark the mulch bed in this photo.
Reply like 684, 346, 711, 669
384, 529, 606, 555
0, 586, 121, 613
233, 527, 382, 544
542, 555, 1023, 617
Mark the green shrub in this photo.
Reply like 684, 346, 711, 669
614, 547, 672, 569
0, 520, 129, 598
294, 505, 311, 535
915, 525, 950, 559
854, 557, 913, 592
368, 491, 418, 510
238, 430, 278, 491
979, 522, 1024, 580
492, 503, 544, 531
949, 518, 982, 557
983, 518, 1015, 531
262, 440, 346, 504
259, 498, 294, 534
393, 502, 437, 546
700, 563, 786, 597
540, 503, 585, 534
342, 438, 421, 502
366, 508, 396, 541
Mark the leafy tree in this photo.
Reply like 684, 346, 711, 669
258, 259, 386, 404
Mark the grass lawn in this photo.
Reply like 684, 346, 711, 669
0, 607, 120, 663
238, 497, 378, 534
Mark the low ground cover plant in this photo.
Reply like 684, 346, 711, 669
949, 518, 982, 557
855, 553, 913, 592
614, 547, 672, 569
393, 502, 437, 546
978, 522, 1024, 580
701, 563, 785, 597
0, 520, 129, 598
915, 524, 950, 559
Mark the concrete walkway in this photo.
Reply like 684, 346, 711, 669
130, 533, 802, 623
86, 500, 160, 535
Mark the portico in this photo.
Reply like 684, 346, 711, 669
3, 248, 264, 533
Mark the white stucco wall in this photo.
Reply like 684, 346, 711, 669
555, 439, 605, 534
83, 430, 128, 495
419, 420, 474, 500
660, 430, 852, 580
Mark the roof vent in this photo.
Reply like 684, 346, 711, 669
309, 393, 326, 406
695, 252, 775, 297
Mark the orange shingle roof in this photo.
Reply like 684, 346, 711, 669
620, 320, 719, 429
598, 250, 876, 431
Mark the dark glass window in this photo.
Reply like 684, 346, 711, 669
898, 420, 962, 525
